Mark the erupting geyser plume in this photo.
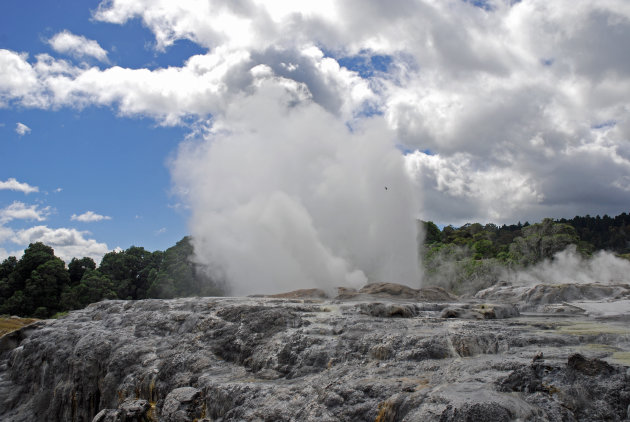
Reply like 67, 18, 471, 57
172, 84, 421, 296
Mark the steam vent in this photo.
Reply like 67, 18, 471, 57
1, 282, 630, 421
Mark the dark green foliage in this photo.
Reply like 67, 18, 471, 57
557, 213, 630, 253
421, 221, 442, 244
10, 243, 56, 294
146, 237, 222, 298
68, 257, 96, 285
24, 258, 70, 316
0, 237, 223, 317
99, 247, 163, 300
60, 270, 116, 310
1, 243, 60, 317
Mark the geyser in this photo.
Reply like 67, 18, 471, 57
172, 82, 421, 295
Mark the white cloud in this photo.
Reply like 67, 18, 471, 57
0, 201, 49, 224
1, 0, 630, 278
0, 178, 39, 194
0, 45, 374, 125
15, 122, 31, 136
71, 211, 112, 222
10, 225, 110, 263
0, 50, 42, 107
0, 225, 13, 244
155, 227, 167, 235
48, 30, 109, 62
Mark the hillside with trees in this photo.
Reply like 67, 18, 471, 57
1, 213, 629, 318
421, 212, 630, 294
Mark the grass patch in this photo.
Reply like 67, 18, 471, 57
0, 317, 38, 337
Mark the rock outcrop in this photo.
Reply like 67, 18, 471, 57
1, 282, 629, 421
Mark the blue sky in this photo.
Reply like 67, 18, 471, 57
2, 0, 630, 269
0, 0, 201, 259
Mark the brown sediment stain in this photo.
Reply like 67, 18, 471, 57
149, 376, 157, 403
193, 402, 207, 422
375, 400, 397, 422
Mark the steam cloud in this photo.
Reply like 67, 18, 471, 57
172, 83, 421, 296
510, 247, 630, 286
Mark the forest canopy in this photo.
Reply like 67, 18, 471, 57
0, 237, 222, 318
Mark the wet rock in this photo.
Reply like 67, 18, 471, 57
161, 387, 203, 422
498, 353, 630, 420
567, 353, 615, 376
358, 302, 417, 318
475, 303, 519, 319
360, 282, 421, 298
440, 307, 482, 319
440, 402, 513, 422
92, 399, 151, 422
476, 282, 630, 313
522, 283, 630, 305
336, 283, 456, 302
265, 288, 330, 299
498, 361, 553, 393
440, 303, 519, 319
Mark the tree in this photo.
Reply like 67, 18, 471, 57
0, 256, 18, 304
9, 242, 56, 294
68, 257, 96, 285
61, 270, 116, 310
99, 247, 163, 300
509, 218, 579, 266
421, 221, 442, 245
24, 258, 70, 317
472, 239, 494, 260
146, 237, 222, 298
0, 243, 63, 317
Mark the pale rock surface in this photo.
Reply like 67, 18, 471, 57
0, 282, 629, 421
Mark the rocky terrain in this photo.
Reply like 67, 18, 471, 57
1, 282, 630, 421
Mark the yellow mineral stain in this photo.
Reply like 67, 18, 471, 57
554, 321, 629, 336
611, 351, 630, 366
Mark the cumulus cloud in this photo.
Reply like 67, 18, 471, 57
0, 202, 110, 263
3, 0, 630, 288
15, 122, 31, 135
0, 50, 42, 107
0, 0, 626, 225
0, 46, 372, 125
0, 225, 13, 244
0, 201, 49, 224
0, 178, 39, 194
71, 211, 112, 222
10, 225, 109, 263
48, 30, 109, 62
